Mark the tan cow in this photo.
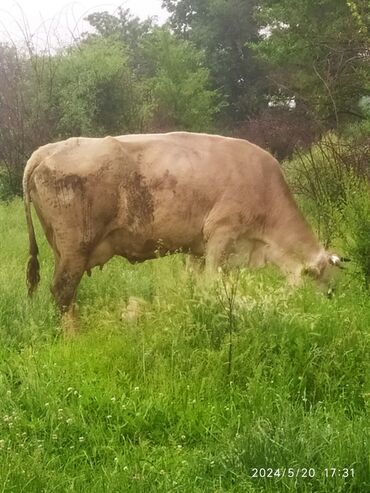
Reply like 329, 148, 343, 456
23, 132, 343, 315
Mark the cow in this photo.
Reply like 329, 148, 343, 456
23, 132, 344, 320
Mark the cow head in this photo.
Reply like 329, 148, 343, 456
303, 251, 350, 294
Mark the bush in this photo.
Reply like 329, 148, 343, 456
141, 29, 222, 132
0, 167, 19, 201
285, 129, 370, 248
234, 108, 320, 161
285, 134, 347, 247
344, 176, 370, 288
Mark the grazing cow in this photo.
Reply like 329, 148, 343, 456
23, 132, 343, 316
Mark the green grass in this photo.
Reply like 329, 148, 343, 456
0, 199, 369, 492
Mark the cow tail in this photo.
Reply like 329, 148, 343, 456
23, 161, 40, 297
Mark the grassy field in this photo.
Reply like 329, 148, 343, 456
0, 199, 369, 492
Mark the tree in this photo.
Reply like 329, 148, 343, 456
85, 7, 154, 64
0, 44, 27, 195
254, 0, 370, 125
0, 42, 60, 196
54, 37, 144, 136
163, 0, 267, 122
141, 28, 222, 131
84, 11, 223, 131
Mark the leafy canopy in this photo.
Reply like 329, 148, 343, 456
254, 0, 370, 123
163, 0, 266, 120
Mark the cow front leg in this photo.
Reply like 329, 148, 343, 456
205, 228, 235, 273
186, 254, 205, 274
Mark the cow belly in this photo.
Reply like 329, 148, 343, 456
87, 225, 206, 269
86, 227, 144, 269
87, 240, 115, 270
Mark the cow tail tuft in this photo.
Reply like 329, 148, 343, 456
23, 164, 40, 297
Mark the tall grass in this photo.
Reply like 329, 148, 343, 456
0, 199, 369, 492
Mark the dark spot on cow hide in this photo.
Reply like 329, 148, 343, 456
151, 170, 178, 191
60, 174, 87, 191
125, 171, 154, 226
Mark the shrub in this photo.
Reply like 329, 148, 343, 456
234, 108, 320, 161
285, 134, 347, 247
285, 129, 370, 248
343, 176, 370, 288
141, 29, 222, 132
0, 167, 19, 201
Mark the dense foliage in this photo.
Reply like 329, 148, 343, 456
254, 0, 370, 123
163, 0, 266, 120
